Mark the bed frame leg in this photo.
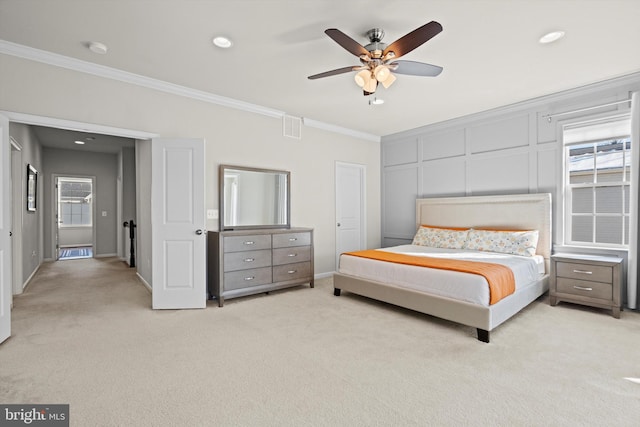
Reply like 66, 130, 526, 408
334, 288, 341, 296
477, 329, 490, 343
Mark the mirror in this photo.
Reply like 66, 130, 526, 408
219, 165, 290, 230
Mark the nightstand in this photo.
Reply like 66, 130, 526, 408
550, 254, 623, 318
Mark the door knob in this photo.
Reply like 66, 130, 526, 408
195, 229, 203, 235
337, 223, 341, 227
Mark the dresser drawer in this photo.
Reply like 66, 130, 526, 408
556, 277, 612, 301
224, 234, 271, 252
224, 267, 272, 291
224, 249, 271, 272
273, 232, 310, 248
273, 262, 311, 282
272, 246, 311, 266
556, 262, 612, 283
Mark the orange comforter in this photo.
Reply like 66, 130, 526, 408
343, 250, 515, 305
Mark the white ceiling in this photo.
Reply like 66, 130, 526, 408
1, 0, 640, 138
31, 126, 134, 154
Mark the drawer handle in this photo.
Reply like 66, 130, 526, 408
287, 270, 297, 274
572, 269, 592, 275
573, 285, 593, 291
244, 258, 255, 262
287, 253, 297, 257
244, 241, 255, 245
244, 276, 255, 281
288, 237, 297, 241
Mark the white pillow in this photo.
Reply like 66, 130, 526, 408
412, 226, 470, 249
464, 229, 539, 257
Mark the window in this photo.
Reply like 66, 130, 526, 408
58, 178, 93, 227
563, 118, 631, 248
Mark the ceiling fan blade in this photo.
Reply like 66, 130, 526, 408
308, 66, 358, 80
325, 28, 370, 57
383, 21, 442, 59
391, 60, 443, 77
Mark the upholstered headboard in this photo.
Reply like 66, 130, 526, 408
416, 193, 552, 272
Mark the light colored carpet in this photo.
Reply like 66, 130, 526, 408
1, 258, 639, 426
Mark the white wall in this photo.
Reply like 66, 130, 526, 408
0, 54, 380, 276
381, 74, 640, 248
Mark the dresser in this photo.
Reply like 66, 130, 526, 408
550, 254, 622, 318
207, 228, 314, 306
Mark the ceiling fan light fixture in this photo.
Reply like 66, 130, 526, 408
354, 70, 370, 88
363, 77, 377, 93
374, 65, 390, 82
380, 72, 396, 89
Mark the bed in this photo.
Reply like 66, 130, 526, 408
333, 193, 552, 343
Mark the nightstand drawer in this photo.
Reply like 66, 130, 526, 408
556, 262, 612, 283
556, 277, 612, 300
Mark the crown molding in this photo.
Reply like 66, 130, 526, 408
302, 118, 380, 142
0, 40, 379, 142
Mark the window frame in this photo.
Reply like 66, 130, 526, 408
58, 178, 93, 228
562, 115, 631, 250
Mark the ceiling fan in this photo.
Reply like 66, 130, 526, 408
308, 21, 443, 96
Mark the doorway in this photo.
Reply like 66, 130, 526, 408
55, 176, 95, 260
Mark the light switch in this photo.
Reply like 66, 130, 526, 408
102, 211, 107, 217
207, 209, 219, 219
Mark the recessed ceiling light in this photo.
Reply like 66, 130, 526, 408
213, 36, 233, 49
539, 31, 565, 44
88, 41, 108, 54
74, 140, 85, 145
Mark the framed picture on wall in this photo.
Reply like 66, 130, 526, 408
27, 164, 37, 212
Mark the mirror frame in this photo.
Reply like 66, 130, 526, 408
219, 164, 291, 231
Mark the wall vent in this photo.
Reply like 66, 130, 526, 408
283, 115, 302, 139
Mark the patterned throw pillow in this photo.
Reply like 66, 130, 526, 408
464, 229, 539, 257
412, 226, 470, 249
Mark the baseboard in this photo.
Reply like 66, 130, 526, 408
21, 262, 42, 293
94, 253, 117, 258
136, 272, 152, 293
314, 272, 334, 280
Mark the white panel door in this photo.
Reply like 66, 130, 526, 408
151, 138, 206, 309
335, 162, 365, 270
0, 114, 11, 343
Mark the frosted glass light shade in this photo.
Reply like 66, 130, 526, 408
374, 65, 390, 81
380, 72, 396, 89
363, 77, 377, 93
354, 70, 370, 88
